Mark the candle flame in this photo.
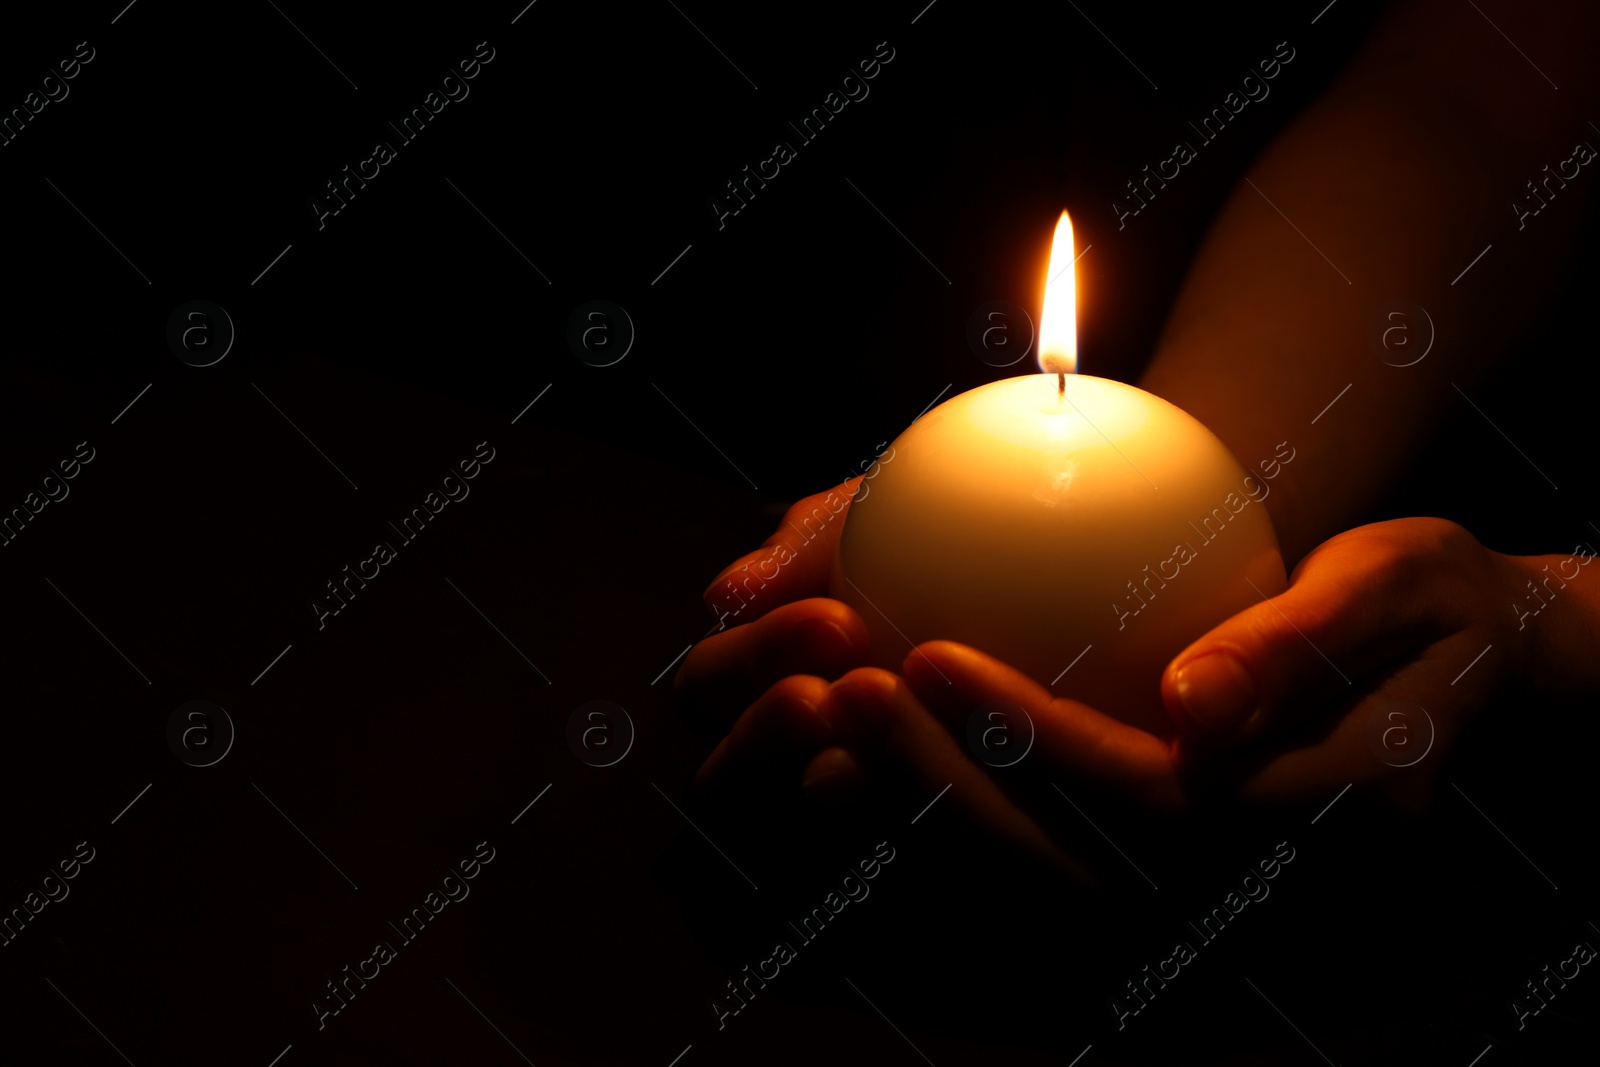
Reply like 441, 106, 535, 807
1039, 210, 1077, 375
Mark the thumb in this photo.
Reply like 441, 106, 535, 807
1160, 530, 1440, 745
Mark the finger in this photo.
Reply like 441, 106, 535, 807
822, 667, 1095, 884
675, 598, 871, 740
692, 674, 835, 804
903, 641, 1186, 813
702, 478, 863, 625
1161, 522, 1475, 746
800, 745, 867, 809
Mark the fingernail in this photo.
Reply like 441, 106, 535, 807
792, 617, 852, 667
800, 764, 864, 806
1172, 651, 1257, 734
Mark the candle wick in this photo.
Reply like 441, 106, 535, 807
1058, 372, 1065, 395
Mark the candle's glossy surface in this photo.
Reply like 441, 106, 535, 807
830, 373, 1289, 736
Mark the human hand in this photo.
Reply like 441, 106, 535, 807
675, 479, 872, 748
674, 463, 1067, 847
1153, 516, 1552, 808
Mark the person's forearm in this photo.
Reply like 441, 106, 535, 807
1138, 0, 1600, 563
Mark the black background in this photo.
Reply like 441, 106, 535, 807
2, 1, 1597, 1064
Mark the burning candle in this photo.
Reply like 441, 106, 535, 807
830, 211, 1289, 735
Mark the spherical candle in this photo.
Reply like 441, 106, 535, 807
829, 373, 1289, 734
828, 212, 1288, 736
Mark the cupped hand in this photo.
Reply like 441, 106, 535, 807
675, 480, 870, 744
676, 476, 1177, 883
1152, 516, 1538, 808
